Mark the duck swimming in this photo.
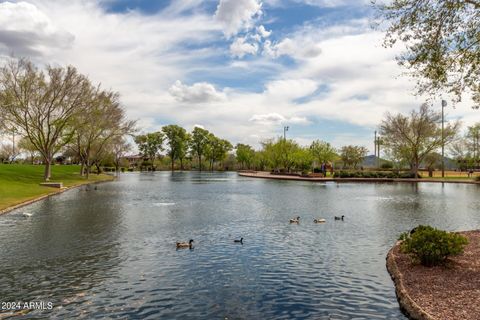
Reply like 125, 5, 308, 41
290, 216, 300, 223
314, 218, 326, 223
234, 237, 243, 244
176, 239, 194, 249
334, 215, 345, 221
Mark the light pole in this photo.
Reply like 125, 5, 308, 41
283, 126, 289, 141
377, 136, 381, 164
441, 100, 447, 178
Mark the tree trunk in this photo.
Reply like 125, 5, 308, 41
198, 155, 202, 171
413, 160, 419, 178
171, 158, 175, 172
86, 159, 90, 180
44, 157, 52, 181
95, 162, 101, 175
80, 161, 85, 176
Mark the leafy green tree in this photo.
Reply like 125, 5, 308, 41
162, 124, 189, 171
293, 147, 314, 173
204, 134, 232, 171
279, 139, 300, 172
261, 138, 299, 172
466, 123, 480, 167
235, 143, 255, 169
309, 140, 337, 166
375, 0, 480, 109
189, 127, 210, 171
340, 145, 368, 169
261, 139, 282, 170
215, 139, 233, 170
253, 150, 269, 171
135, 132, 164, 168
380, 104, 460, 177
178, 133, 190, 170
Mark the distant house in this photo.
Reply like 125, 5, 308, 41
123, 154, 143, 168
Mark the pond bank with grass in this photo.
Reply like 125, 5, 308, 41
0, 164, 114, 214
386, 230, 480, 320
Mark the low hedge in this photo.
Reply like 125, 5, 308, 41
399, 225, 468, 266
333, 171, 417, 179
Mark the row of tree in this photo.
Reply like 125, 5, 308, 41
235, 138, 367, 173
236, 103, 479, 177
0, 58, 135, 180
0, 58, 475, 178
134, 126, 232, 171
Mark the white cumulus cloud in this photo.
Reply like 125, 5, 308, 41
169, 80, 226, 103
257, 25, 271, 38
215, 0, 262, 38
230, 37, 258, 58
264, 38, 322, 59
0, 1, 74, 56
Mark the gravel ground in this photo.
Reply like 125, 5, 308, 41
393, 230, 480, 320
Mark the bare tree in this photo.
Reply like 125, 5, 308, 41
112, 137, 131, 173
70, 88, 136, 179
0, 58, 92, 181
18, 136, 39, 164
339, 145, 368, 169
380, 104, 460, 177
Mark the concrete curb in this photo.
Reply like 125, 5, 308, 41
386, 243, 436, 320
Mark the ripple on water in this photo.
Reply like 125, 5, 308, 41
2, 172, 478, 319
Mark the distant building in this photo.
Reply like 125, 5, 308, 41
123, 154, 143, 168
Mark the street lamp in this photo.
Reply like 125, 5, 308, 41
283, 126, 289, 141
441, 100, 447, 178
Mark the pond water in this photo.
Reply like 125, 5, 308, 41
1, 172, 479, 319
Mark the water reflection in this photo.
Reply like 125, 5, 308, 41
0, 172, 479, 319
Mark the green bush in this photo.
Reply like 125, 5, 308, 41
400, 225, 468, 266
381, 162, 393, 169
475, 175, 480, 181
333, 170, 416, 179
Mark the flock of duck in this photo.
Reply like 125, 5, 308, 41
289, 215, 345, 223
176, 215, 345, 249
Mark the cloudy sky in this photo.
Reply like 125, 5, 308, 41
1, 0, 479, 152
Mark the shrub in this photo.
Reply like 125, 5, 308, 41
333, 170, 416, 179
400, 225, 468, 266
398, 172, 417, 179
381, 162, 393, 169
476, 175, 480, 182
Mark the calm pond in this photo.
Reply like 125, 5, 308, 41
1, 172, 479, 319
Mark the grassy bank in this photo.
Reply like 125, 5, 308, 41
0, 164, 114, 211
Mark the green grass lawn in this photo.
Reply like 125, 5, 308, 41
0, 164, 114, 211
